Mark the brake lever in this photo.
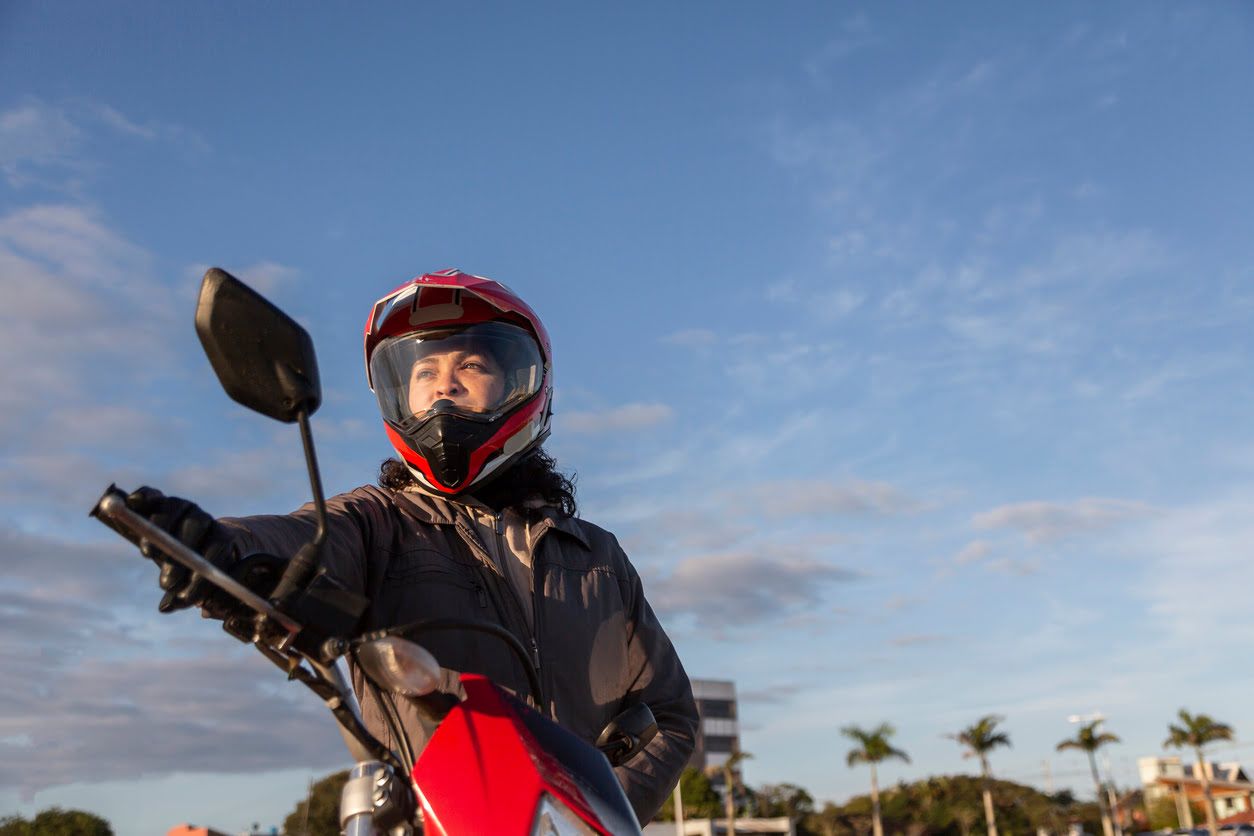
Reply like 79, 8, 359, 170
91, 485, 303, 644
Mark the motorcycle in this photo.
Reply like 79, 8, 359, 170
91, 268, 657, 835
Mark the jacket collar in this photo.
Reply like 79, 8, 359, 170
392, 487, 590, 551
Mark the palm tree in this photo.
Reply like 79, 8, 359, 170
1057, 720, 1121, 836
703, 751, 751, 835
1164, 709, 1235, 836
948, 715, 1011, 836
843, 722, 910, 836
718, 749, 752, 836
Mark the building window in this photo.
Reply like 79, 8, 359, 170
699, 699, 736, 720
705, 736, 737, 754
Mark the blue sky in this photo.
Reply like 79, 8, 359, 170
3, 2, 1254, 833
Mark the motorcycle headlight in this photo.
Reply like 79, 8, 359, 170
531, 792, 598, 836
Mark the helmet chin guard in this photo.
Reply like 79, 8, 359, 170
366, 270, 553, 496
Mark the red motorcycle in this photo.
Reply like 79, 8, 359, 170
92, 269, 655, 835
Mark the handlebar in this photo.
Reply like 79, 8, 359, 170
90, 485, 303, 642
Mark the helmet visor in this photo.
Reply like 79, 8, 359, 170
371, 322, 544, 430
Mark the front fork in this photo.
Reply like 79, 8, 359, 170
341, 760, 420, 836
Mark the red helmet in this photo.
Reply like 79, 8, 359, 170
364, 269, 553, 495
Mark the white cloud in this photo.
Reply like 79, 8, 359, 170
750, 478, 921, 518
91, 103, 158, 140
803, 14, 877, 83
648, 548, 858, 633
1009, 230, 1167, 293
954, 539, 992, 565
816, 287, 865, 319
166, 439, 314, 514
0, 101, 82, 185
660, 328, 717, 347
0, 649, 345, 796
1129, 494, 1254, 648
559, 402, 674, 434
889, 634, 947, 648
0, 99, 207, 189
972, 498, 1157, 544
0, 204, 174, 443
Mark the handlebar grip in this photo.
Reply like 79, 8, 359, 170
89, 484, 304, 639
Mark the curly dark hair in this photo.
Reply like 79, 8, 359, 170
378, 447, 577, 518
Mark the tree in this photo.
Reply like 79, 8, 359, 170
842, 722, 910, 836
755, 783, 816, 820
811, 773, 1093, 836
1164, 709, 1235, 836
0, 808, 113, 836
282, 770, 349, 836
948, 715, 1011, 836
1146, 793, 1207, 831
714, 750, 753, 836
656, 767, 723, 820
803, 801, 856, 836
1057, 720, 1121, 836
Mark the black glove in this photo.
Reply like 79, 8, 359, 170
125, 486, 238, 613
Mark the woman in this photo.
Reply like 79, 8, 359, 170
128, 268, 698, 823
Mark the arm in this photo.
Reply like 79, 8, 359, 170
613, 556, 699, 824
217, 485, 393, 600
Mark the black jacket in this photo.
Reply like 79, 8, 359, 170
219, 483, 697, 823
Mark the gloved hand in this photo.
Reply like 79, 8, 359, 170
125, 486, 238, 613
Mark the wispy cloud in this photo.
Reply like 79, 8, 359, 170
166, 441, 315, 513
559, 402, 674, 434
749, 478, 922, 519
739, 683, 803, 705
0, 650, 345, 797
804, 13, 878, 83
0, 100, 83, 186
954, 539, 992, 565
0, 99, 207, 189
973, 498, 1156, 544
889, 634, 947, 648
647, 548, 858, 634
1129, 493, 1254, 647
0, 204, 173, 443
660, 328, 718, 347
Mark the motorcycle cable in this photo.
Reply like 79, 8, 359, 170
355, 617, 543, 707
358, 671, 416, 776
250, 640, 404, 773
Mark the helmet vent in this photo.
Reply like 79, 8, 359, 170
409, 287, 464, 327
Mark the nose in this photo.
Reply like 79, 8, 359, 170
434, 369, 462, 397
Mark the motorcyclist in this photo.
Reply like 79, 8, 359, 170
126, 268, 698, 823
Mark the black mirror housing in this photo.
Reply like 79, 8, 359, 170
195, 267, 321, 423
595, 702, 658, 767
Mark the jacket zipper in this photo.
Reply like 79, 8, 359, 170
455, 518, 545, 709
531, 558, 546, 716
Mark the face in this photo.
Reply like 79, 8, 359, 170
406, 347, 506, 415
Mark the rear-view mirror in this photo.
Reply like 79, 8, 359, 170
195, 267, 321, 423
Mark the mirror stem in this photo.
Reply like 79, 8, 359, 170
270, 405, 329, 609
297, 406, 329, 548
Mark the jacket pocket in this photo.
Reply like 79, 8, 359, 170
377, 548, 489, 627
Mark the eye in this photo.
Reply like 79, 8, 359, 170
412, 368, 436, 381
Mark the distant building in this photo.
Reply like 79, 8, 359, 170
166, 826, 233, 836
688, 678, 741, 787
1138, 756, 1254, 826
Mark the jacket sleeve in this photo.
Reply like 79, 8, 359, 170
613, 550, 699, 824
216, 486, 390, 599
